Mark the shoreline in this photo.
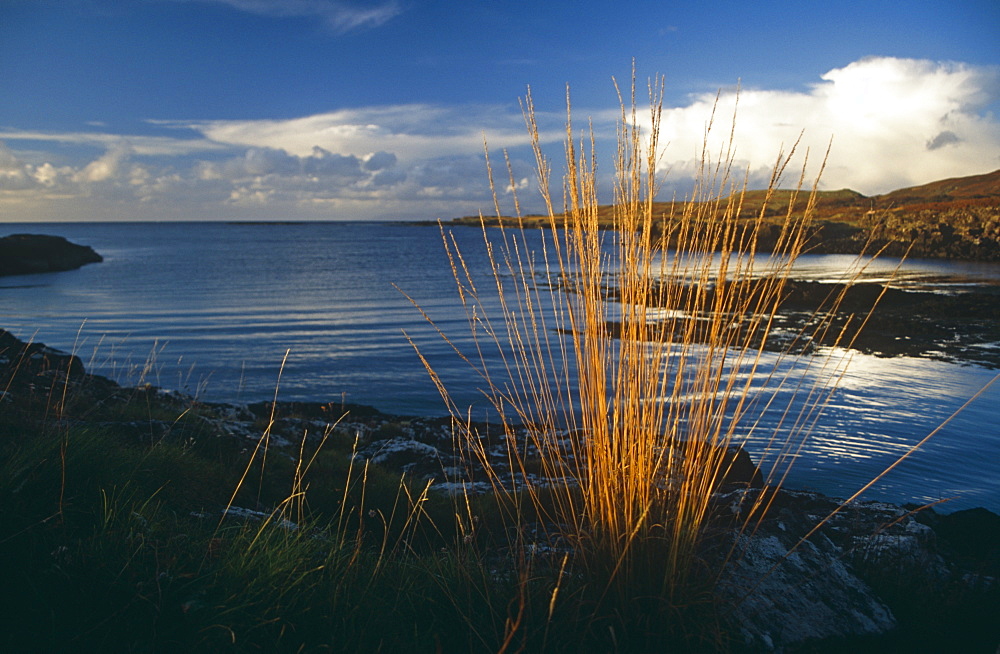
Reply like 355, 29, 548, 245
3, 319, 999, 511
2, 327, 995, 517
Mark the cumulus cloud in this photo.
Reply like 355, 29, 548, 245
652, 57, 1000, 195
506, 177, 530, 193
0, 143, 31, 190
363, 150, 396, 171
0, 140, 177, 217
166, 57, 999, 201
0, 142, 70, 193
196, 145, 398, 207
171, 0, 403, 33
72, 143, 133, 183
213, 145, 391, 183
0, 131, 497, 220
926, 130, 960, 150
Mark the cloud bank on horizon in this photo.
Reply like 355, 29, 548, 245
1, 56, 998, 221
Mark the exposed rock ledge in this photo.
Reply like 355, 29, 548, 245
1, 329, 997, 652
0, 233, 103, 276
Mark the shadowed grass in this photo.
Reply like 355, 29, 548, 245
0, 407, 520, 651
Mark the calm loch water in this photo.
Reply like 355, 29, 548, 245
2, 221, 998, 512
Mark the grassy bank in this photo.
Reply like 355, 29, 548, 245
2, 330, 997, 652
0, 327, 754, 652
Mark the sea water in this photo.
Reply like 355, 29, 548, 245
1, 221, 998, 512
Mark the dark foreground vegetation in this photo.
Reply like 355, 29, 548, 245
1, 329, 997, 653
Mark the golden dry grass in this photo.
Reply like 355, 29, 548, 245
407, 72, 892, 619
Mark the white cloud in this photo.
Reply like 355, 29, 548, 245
0, 133, 497, 220
171, 104, 552, 162
171, 0, 403, 33
0, 129, 227, 157
652, 57, 1000, 195
0, 142, 67, 192
72, 143, 132, 183
0, 144, 33, 191
506, 177, 530, 193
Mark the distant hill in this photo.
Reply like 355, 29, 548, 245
442, 169, 1000, 262
709, 169, 1000, 221
876, 169, 1000, 206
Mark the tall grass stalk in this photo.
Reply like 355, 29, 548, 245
410, 73, 873, 618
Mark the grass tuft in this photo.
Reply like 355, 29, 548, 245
406, 71, 896, 646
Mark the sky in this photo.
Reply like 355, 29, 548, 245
1, 0, 998, 222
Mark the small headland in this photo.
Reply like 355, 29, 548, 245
0, 233, 103, 276
1, 329, 996, 652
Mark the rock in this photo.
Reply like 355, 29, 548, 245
721, 532, 897, 651
0, 328, 86, 384
356, 437, 448, 480
718, 445, 765, 489
715, 488, 1000, 651
915, 506, 1000, 574
0, 233, 102, 276
717, 489, 902, 650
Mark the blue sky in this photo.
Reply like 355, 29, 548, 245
1, 0, 998, 221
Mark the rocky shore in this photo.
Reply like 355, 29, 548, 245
0, 233, 103, 276
602, 275, 1000, 372
1, 329, 997, 651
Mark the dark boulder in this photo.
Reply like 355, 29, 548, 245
718, 445, 765, 489
916, 505, 1000, 573
0, 233, 103, 276
0, 328, 86, 384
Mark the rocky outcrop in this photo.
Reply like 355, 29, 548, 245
716, 489, 916, 650
0, 233, 103, 276
727, 490, 999, 652
0, 328, 87, 382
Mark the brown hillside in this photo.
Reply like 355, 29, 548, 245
647, 188, 868, 222
875, 169, 1000, 206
